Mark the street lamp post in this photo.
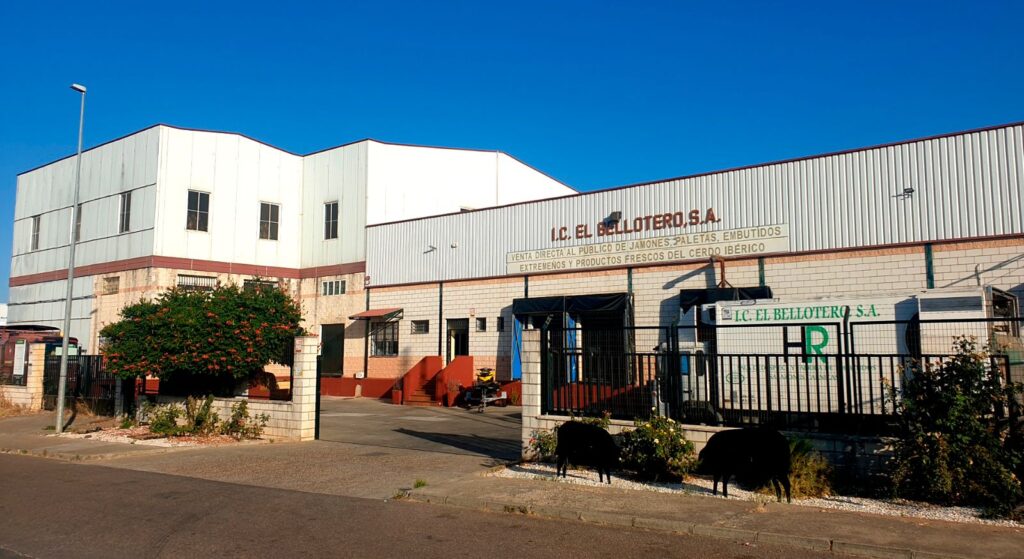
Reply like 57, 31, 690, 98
55, 83, 87, 434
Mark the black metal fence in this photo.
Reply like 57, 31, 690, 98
541, 317, 1024, 434
43, 355, 126, 415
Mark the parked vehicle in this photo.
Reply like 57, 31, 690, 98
462, 367, 508, 412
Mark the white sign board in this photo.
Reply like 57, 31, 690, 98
506, 224, 789, 274
12, 340, 27, 377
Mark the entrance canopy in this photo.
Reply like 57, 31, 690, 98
679, 287, 772, 313
512, 293, 631, 316
349, 308, 403, 321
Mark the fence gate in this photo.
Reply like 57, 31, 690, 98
43, 355, 126, 415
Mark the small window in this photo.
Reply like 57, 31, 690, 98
31, 215, 40, 251
411, 320, 430, 334
324, 202, 339, 240
259, 202, 279, 240
321, 279, 346, 296
244, 279, 278, 292
102, 277, 120, 295
497, 317, 505, 332
74, 204, 83, 242
177, 274, 217, 292
187, 191, 210, 232
370, 320, 399, 356
476, 317, 487, 332
119, 192, 132, 233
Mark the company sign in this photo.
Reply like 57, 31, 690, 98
506, 224, 789, 274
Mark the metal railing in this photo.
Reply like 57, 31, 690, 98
540, 319, 1023, 434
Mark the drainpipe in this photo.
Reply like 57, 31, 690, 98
710, 256, 733, 289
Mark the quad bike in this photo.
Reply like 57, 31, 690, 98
461, 368, 508, 412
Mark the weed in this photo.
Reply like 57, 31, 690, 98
413, 479, 427, 489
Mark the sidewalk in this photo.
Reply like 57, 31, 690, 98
408, 471, 1024, 559
0, 413, 180, 461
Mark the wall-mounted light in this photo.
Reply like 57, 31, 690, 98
894, 187, 915, 200
605, 211, 622, 226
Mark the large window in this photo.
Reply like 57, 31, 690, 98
244, 279, 278, 292
119, 192, 132, 233
370, 320, 399, 356
324, 202, 339, 240
259, 202, 279, 240
187, 191, 210, 231
31, 215, 40, 251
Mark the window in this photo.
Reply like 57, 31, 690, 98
497, 317, 505, 332
119, 192, 132, 233
187, 191, 210, 231
102, 277, 120, 295
476, 317, 487, 332
324, 202, 338, 240
177, 274, 217, 292
370, 320, 399, 356
31, 215, 40, 251
411, 320, 430, 334
321, 280, 346, 296
74, 204, 83, 242
244, 279, 278, 292
259, 202, 279, 240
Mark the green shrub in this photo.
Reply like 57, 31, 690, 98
528, 429, 558, 462
184, 395, 220, 436
571, 411, 611, 430
757, 438, 832, 499
148, 403, 185, 436
221, 400, 269, 440
889, 337, 1023, 516
620, 415, 697, 481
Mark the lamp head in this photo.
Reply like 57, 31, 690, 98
70, 84, 87, 93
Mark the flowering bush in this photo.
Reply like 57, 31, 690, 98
100, 282, 305, 395
527, 429, 558, 462
620, 415, 697, 481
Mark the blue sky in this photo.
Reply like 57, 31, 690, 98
1, 1, 1022, 302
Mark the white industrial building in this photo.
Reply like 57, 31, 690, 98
6, 121, 1024, 399
7, 124, 574, 365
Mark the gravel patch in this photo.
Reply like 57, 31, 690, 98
58, 428, 265, 448
494, 462, 1024, 528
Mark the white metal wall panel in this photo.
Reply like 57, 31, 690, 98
367, 124, 1024, 286
300, 142, 368, 268
11, 127, 160, 278
152, 127, 305, 268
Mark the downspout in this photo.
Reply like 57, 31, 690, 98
710, 256, 733, 289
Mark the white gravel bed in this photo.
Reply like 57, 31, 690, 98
494, 462, 1023, 528
57, 431, 196, 447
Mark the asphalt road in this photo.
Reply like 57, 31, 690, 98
0, 455, 835, 559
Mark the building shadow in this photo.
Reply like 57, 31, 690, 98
394, 427, 520, 461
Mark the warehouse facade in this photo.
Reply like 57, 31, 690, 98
363, 122, 1024, 382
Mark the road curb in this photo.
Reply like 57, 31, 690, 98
405, 491, 992, 559
0, 445, 185, 462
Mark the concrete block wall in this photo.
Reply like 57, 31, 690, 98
765, 246, 928, 299
2, 343, 46, 410
932, 238, 1024, 298
366, 284, 441, 377
164, 336, 318, 441
442, 278, 524, 379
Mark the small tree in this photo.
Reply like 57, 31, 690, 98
101, 281, 305, 395
889, 337, 1023, 516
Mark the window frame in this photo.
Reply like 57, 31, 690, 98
74, 204, 83, 243
259, 202, 280, 241
370, 320, 399, 357
119, 192, 132, 234
324, 201, 339, 240
496, 317, 505, 332
411, 320, 430, 334
177, 274, 217, 292
186, 190, 210, 232
30, 215, 40, 251
102, 276, 120, 295
476, 317, 487, 332
320, 279, 346, 296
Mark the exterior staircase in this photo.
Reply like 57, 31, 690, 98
403, 385, 439, 407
